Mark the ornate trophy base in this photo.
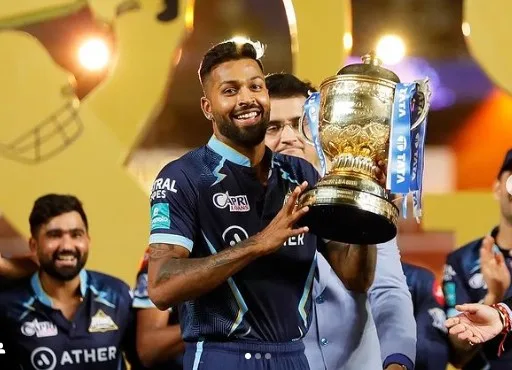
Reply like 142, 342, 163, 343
297, 173, 399, 245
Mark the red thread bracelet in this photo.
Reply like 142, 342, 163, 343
491, 303, 512, 357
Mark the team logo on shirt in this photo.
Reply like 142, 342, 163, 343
21, 319, 58, 338
213, 192, 250, 212
88, 310, 119, 333
468, 272, 487, 289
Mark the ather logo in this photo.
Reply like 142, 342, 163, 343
506, 175, 512, 195
0, 342, 5, 354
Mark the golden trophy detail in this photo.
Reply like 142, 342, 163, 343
297, 52, 432, 245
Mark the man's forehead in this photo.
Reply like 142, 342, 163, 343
210, 59, 264, 85
43, 211, 85, 230
270, 96, 306, 120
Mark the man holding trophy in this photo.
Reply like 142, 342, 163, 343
265, 50, 432, 370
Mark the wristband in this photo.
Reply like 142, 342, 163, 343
491, 303, 512, 356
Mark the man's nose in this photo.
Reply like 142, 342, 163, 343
280, 124, 299, 143
237, 87, 255, 105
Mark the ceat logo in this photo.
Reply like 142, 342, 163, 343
212, 192, 250, 212
432, 279, 445, 306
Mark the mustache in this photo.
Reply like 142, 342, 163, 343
52, 249, 81, 260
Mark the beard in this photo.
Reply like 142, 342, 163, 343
39, 249, 88, 281
214, 109, 270, 148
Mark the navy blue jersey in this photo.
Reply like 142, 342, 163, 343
0, 270, 134, 370
148, 136, 319, 343
443, 227, 512, 369
132, 250, 183, 370
402, 263, 449, 370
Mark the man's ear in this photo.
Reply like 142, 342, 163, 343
28, 236, 37, 254
201, 96, 213, 121
492, 179, 501, 200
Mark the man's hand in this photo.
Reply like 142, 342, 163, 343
254, 181, 310, 255
445, 303, 504, 344
385, 365, 405, 370
480, 235, 511, 304
373, 159, 387, 187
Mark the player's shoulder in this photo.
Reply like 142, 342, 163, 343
0, 276, 32, 306
272, 152, 319, 183
402, 263, 436, 292
446, 237, 483, 263
86, 270, 132, 299
156, 146, 209, 178
402, 262, 435, 280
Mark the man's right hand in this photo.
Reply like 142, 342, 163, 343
254, 181, 310, 255
445, 303, 504, 344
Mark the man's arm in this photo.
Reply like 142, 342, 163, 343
324, 241, 377, 293
0, 253, 38, 279
148, 182, 310, 309
136, 308, 184, 367
368, 240, 416, 370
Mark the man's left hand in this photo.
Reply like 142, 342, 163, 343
373, 159, 387, 187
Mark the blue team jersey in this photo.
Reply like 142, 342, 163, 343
148, 136, 319, 343
132, 250, 183, 370
402, 263, 449, 370
443, 227, 512, 369
0, 270, 134, 370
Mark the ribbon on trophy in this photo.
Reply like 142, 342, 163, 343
387, 81, 428, 221
303, 92, 328, 177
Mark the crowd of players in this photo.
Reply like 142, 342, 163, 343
0, 39, 512, 370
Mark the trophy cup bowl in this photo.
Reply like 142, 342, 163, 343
297, 52, 431, 245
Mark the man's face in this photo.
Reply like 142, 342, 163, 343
31, 211, 89, 281
202, 58, 270, 148
497, 170, 512, 222
266, 96, 319, 168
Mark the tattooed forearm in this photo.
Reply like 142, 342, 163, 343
154, 238, 258, 285
148, 238, 262, 307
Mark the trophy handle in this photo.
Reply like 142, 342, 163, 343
410, 78, 432, 131
299, 112, 315, 145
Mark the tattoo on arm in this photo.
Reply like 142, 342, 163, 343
150, 238, 258, 286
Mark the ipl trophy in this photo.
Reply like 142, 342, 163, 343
297, 52, 432, 245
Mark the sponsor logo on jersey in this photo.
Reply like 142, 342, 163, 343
150, 177, 177, 200
428, 307, 447, 333
151, 203, 171, 230
443, 264, 456, 282
30, 346, 118, 369
88, 310, 119, 333
21, 319, 58, 338
432, 279, 445, 306
443, 281, 456, 307
213, 192, 250, 212
468, 272, 487, 289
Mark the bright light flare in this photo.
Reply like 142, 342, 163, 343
78, 38, 110, 71
376, 34, 406, 65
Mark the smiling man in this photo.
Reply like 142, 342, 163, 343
0, 194, 135, 370
146, 39, 378, 370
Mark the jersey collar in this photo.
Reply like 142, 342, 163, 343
30, 269, 88, 308
207, 135, 274, 168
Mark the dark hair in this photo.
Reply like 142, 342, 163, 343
265, 73, 317, 99
29, 194, 88, 236
198, 40, 264, 88
498, 149, 512, 179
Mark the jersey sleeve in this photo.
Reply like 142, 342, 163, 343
414, 270, 450, 369
149, 163, 198, 252
443, 253, 471, 318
